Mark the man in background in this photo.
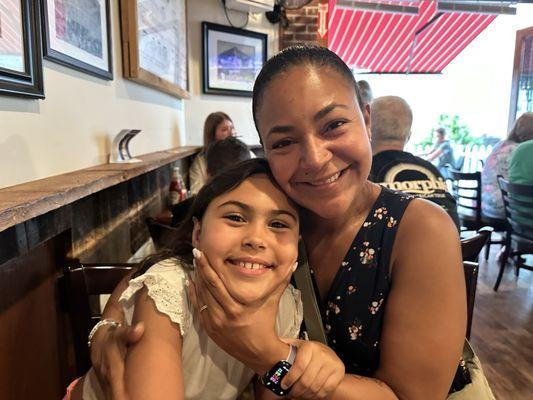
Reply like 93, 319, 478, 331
425, 127, 455, 178
369, 96, 460, 229
357, 80, 373, 106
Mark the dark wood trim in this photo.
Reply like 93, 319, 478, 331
41, 0, 113, 80
0, 147, 200, 233
0, 0, 44, 98
508, 26, 533, 130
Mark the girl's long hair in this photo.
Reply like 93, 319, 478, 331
134, 158, 279, 276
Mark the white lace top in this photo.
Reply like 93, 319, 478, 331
83, 259, 303, 400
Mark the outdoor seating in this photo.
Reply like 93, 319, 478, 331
494, 177, 533, 291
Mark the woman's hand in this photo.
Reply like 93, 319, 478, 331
90, 322, 144, 400
187, 249, 294, 374
282, 338, 345, 399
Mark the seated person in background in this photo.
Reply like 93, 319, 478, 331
189, 112, 236, 194
369, 96, 460, 229
172, 137, 252, 227
357, 79, 373, 106
425, 127, 455, 178
509, 139, 533, 185
481, 112, 533, 219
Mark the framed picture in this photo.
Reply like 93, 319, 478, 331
42, 0, 113, 80
0, 0, 44, 98
120, 0, 189, 99
202, 22, 267, 97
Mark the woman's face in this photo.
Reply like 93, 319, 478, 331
192, 174, 299, 304
215, 119, 236, 141
257, 66, 372, 219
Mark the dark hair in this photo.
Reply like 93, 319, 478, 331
436, 127, 446, 136
206, 136, 252, 177
252, 45, 364, 134
135, 158, 279, 276
357, 80, 373, 105
203, 111, 233, 147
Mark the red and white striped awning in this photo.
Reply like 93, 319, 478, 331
327, 0, 497, 73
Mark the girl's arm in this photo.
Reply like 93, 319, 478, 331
125, 286, 184, 400
90, 273, 145, 400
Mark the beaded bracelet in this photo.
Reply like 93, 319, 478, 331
87, 319, 122, 348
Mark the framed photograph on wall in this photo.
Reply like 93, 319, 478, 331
0, 0, 44, 98
42, 0, 113, 80
120, 0, 189, 99
202, 22, 267, 97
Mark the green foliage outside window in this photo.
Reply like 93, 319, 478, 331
418, 114, 482, 146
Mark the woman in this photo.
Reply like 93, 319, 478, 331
481, 112, 533, 219
93, 46, 467, 399
190, 112, 237, 194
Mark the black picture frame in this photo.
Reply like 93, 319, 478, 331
0, 0, 44, 98
41, 0, 113, 80
202, 22, 267, 97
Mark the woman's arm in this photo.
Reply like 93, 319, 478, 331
125, 286, 184, 400
323, 199, 466, 400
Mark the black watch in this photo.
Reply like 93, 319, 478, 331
261, 344, 297, 396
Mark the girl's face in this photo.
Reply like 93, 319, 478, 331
257, 66, 372, 219
215, 119, 236, 141
192, 174, 299, 304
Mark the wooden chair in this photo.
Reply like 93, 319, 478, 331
494, 177, 533, 291
463, 261, 479, 339
447, 167, 506, 260
460, 226, 493, 262
58, 260, 136, 374
146, 217, 180, 250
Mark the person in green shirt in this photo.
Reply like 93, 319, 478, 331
509, 139, 533, 184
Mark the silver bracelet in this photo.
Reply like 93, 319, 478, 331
87, 319, 122, 348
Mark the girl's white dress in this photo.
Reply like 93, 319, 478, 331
82, 259, 303, 400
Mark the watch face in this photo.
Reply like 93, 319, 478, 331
263, 361, 292, 396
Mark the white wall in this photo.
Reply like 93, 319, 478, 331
359, 3, 533, 145
0, 1, 186, 189
183, 0, 278, 146
0, 0, 278, 189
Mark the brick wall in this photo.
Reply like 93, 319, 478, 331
280, 0, 323, 49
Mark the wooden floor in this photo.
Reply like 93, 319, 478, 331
470, 246, 533, 400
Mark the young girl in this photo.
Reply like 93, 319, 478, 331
74, 159, 304, 400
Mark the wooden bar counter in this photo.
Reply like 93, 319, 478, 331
0, 146, 199, 400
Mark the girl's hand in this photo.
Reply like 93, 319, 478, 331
187, 249, 294, 374
90, 322, 144, 400
282, 339, 345, 399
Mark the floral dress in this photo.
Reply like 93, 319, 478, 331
309, 187, 413, 376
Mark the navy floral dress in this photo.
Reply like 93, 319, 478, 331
311, 187, 413, 376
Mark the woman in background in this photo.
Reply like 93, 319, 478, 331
481, 112, 533, 220
190, 112, 236, 194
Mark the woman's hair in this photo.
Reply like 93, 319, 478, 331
135, 158, 279, 276
252, 45, 364, 133
507, 112, 533, 142
203, 111, 233, 147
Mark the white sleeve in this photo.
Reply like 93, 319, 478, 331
189, 154, 207, 195
119, 259, 192, 336
275, 284, 303, 339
